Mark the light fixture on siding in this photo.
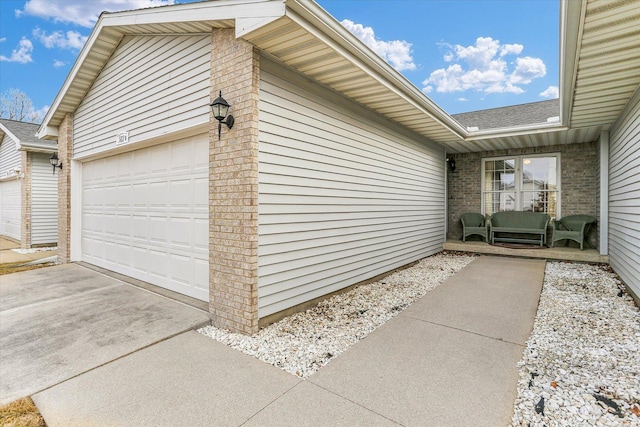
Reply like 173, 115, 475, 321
446, 157, 456, 173
210, 91, 234, 140
49, 153, 63, 175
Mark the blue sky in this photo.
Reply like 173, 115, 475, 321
0, 0, 559, 122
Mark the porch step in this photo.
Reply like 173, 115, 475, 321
444, 239, 609, 264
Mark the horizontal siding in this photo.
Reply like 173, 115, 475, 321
608, 89, 640, 299
30, 153, 58, 245
258, 58, 445, 317
0, 135, 20, 177
73, 34, 210, 159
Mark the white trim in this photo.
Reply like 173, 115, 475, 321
481, 153, 562, 219
559, 0, 587, 127
72, 121, 209, 161
599, 130, 609, 256
70, 159, 82, 262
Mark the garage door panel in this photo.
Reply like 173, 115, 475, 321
0, 179, 21, 240
81, 135, 209, 301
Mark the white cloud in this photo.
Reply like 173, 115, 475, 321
0, 37, 6, 43
510, 56, 546, 84
500, 43, 523, 56
34, 105, 50, 121
53, 59, 66, 67
456, 97, 468, 102
422, 37, 547, 95
341, 19, 416, 72
540, 85, 559, 98
0, 38, 33, 63
16, 0, 176, 28
33, 27, 87, 50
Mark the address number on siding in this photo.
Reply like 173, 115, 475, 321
115, 131, 130, 145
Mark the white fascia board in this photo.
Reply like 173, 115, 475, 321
236, 15, 285, 38
36, 125, 59, 140
464, 123, 568, 141
284, 0, 467, 140
18, 141, 57, 153
115, 0, 286, 26
37, 15, 106, 136
559, 0, 587, 127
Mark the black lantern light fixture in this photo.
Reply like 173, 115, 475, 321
49, 152, 63, 175
446, 157, 456, 173
210, 91, 234, 140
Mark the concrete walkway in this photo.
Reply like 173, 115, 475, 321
0, 237, 57, 265
31, 256, 545, 426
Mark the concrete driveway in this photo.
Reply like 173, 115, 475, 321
0, 263, 210, 405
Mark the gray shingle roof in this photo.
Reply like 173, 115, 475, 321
0, 118, 57, 149
452, 99, 560, 131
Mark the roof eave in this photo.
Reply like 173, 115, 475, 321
37, 0, 287, 140
464, 123, 569, 141
559, 0, 587, 128
284, 0, 467, 139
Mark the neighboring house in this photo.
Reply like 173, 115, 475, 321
0, 119, 58, 248
36, 0, 640, 334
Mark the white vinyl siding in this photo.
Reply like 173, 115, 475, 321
30, 153, 58, 245
73, 34, 211, 159
0, 179, 21, 240
608, 91, 640, 298
258, 58, 445, 317
80, 135, 209, 301
0, 135, 20, 177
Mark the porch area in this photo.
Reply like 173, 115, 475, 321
444, 239, 609, 264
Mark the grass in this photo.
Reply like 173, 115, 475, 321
0, 397, 46, 427
0, 262, 55, 276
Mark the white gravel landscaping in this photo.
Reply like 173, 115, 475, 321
199, 253, 640, 426
511, 261, 640, 427
199, 251, 476, 378
11, 246, 57, 254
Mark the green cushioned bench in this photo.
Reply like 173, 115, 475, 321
489, 211, 551, 247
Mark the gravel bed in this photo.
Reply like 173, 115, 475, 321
511, 261, 640, 427
11, 246, 57, 254
199, 251, 476, 378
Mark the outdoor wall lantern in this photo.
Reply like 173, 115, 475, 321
49, 153, 63, 175
210, 91, 234, 140
446, 157, 456, 173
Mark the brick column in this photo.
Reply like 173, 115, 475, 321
57, 114, 73, 264
20, 151, 31, 249
209, 29, 260, 334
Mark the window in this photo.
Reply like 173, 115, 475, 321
482, 155, 560, 219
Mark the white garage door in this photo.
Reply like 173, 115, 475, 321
81, 135, 209, 301
0, 179, 21, 241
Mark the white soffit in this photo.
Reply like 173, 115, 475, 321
570, 0, 640, 129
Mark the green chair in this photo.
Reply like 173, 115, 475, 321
551, 215, 596, 250
460, 213, 488, 242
